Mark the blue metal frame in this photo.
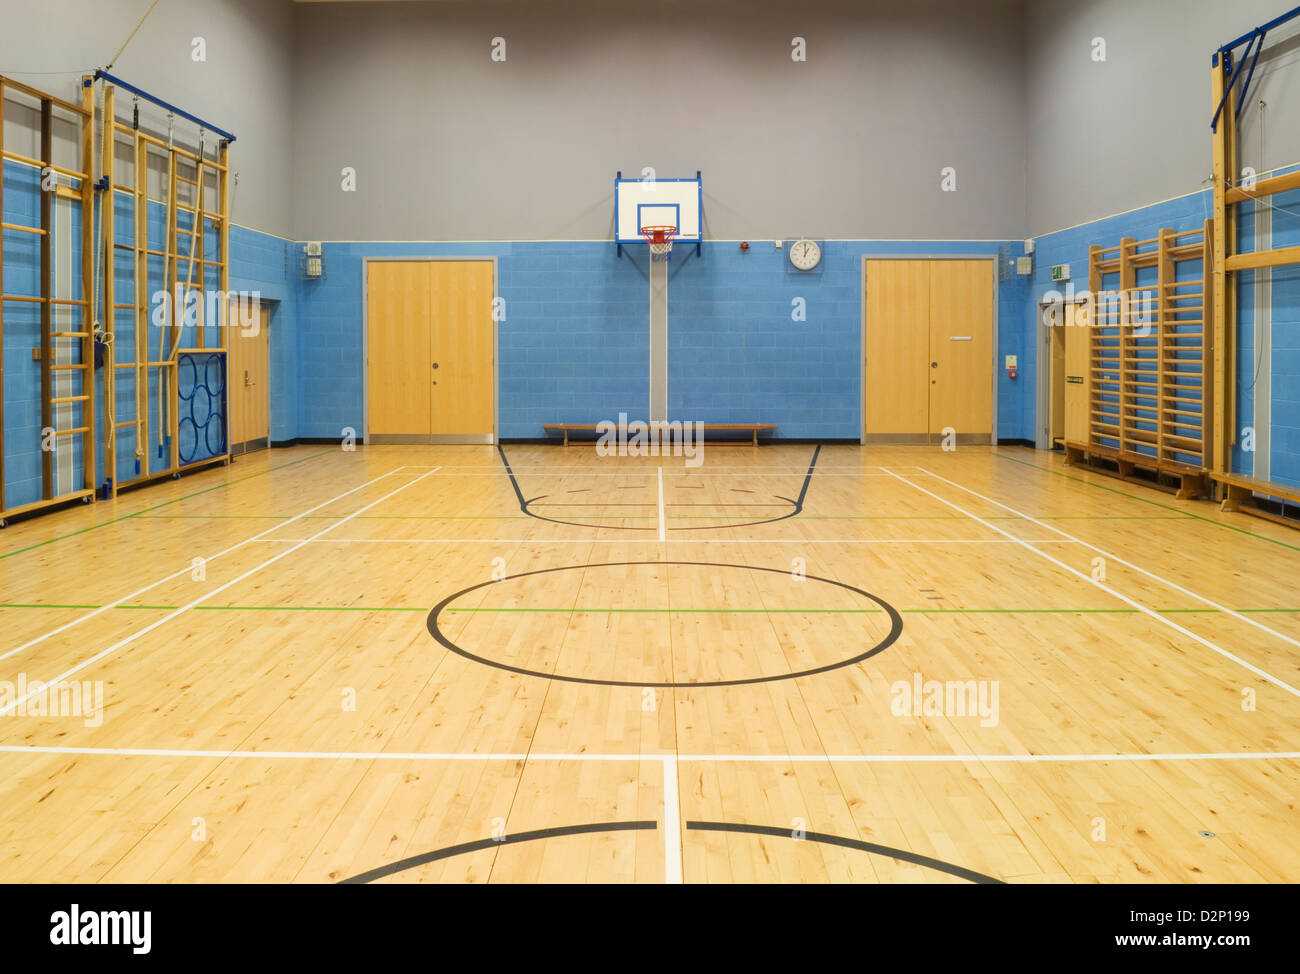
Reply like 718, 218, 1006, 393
1211, 4, 1300, 131
637, 202, 680, 237
91, 70, 237, 143
615, 170, 703, 258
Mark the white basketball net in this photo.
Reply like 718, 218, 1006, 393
642, 227, 677, 262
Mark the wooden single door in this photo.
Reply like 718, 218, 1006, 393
864, 260, 931, 435
1064, 301, 1091, 445
228, 304, 270, 451
367, 261, 434, 437
429, 260, 495, 438
1049, 312, 1066, 446
927, 260, 993, 438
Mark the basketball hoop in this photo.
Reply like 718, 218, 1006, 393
641, 225, 678, 262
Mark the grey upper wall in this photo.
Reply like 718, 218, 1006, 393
1026, 0, 1300, 236
0, 0, 295, 236
291, 0, 1029, 242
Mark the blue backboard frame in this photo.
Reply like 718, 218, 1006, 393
615, 171, 703, 258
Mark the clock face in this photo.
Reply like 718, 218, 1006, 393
790, 238, 821, 270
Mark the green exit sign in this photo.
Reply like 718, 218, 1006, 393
1051, 263, 1071, 282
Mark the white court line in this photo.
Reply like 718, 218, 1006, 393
662, 755, 682, 884
0, 468, 441, 717
0, 745, 1295, 763
258, 537, 1083, 545
0, 466, 410, 666
399, 468, 905, 478
915, 466, 1300, 653
886, 469, 1300, 700
657, 468, 666, 542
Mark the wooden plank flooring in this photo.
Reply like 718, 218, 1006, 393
0, 443, 1296, 883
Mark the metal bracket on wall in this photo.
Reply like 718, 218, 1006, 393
1211, 4, 1300, 131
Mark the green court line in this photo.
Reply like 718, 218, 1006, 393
440, 606, 1213, 615
135, 513, 534, 521
132, 512, 1188, 523
0, 449, 334, 561
994, 452, 1300, 553
2, 602, 1296, 616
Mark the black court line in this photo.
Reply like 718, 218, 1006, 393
533, 503, 793, 508
686, 822, 1005, 884
427, 559, 903, 688
338, 821, 657, 884
497, 444, 820, 532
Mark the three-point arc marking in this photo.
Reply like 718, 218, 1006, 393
497, 443, 820, 531
337, 822, 657, 884
686, 822, 1005, 884
338, 819, 1004, 884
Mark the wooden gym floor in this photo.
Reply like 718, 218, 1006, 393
0, 443, 1297, 883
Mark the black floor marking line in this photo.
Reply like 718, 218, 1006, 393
532, 502, 791, 508
427, 560, 903, 688
670, 443, 822, 532
497, 443, 821, 533
338, 821, 657, 884
498, 443, 653, 530
686, 822, 1005, 884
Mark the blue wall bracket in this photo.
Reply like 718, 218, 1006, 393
1212, 4, 1300, 131
92, 69, 237, 143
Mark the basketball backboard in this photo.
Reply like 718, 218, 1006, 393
614, 174, 702, 245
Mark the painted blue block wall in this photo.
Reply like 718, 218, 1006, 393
3, 160, 89, 509
1269, 182, 1300, 488
1029, 181, 1300, 490
2, 159, 291, 506
290, 239, 1032, 443
668, 240, 1028, 439
229, 225, 298, 443
2, 161, 43, 508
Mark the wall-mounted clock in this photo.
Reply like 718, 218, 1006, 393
790, 237, 821, 271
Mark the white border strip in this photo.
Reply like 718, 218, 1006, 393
0, 469, 441, 717
0, 745, 1294, 764
0, 466, 411, 665
888, 468, 1300, 699
256, 538, 1081, 545
657, 468, 667, 542
914, 467, 1300, 652
662, 755, 682, 884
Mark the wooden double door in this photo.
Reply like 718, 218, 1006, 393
366, 260, 496, 443
863, 259, 995, 442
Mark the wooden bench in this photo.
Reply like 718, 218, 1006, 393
544, 423, 777, 446
1064, 441, 1210, 500
1211, 471, 1300, 528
